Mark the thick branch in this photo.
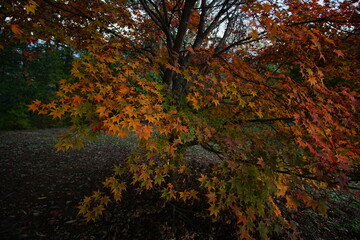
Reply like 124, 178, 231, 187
173, 0, 197, 52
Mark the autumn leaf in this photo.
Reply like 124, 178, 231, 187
72, 95, 83, 106
334, 49, 344, 58
257, 156, 265, 168
49, 109, 64, 119
93, 93, 103, 102
165, 63, 181, 74
28, 103, 39, 112
136, 124, 153, 140
286, 195, 298, 210
11, 24, 23, 35
208, 204, 220, 216
24, 0, 38, 14
154, 174, 165, 185
206, 191, 217, 203
96, 106, 110, 118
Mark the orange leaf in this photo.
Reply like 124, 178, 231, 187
136, 124, 153, 140
28, 103, 38, 112
257, 156, 265, 168
11, 24, 23, 35
96, 106, 110, 118
334, 49, 344, 58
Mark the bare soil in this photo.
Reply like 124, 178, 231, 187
0, 128, 359, 239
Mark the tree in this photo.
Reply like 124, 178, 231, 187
0, 41, 74, 129
3, 0, 359, 238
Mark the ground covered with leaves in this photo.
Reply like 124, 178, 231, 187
0, 128, 359, 239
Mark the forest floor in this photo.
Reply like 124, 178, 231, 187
0, 128, 359, 240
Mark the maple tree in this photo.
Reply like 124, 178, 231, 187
3, 0, 359, 238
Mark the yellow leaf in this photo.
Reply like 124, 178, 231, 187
178, 165, 187, 174
248, 102, 256, 108
25, 0, 38, 14
208, 204, 220, 216
256, 110, 263, 118
154, 174, 165, 185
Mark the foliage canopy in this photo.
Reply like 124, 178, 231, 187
2, 0, 359, 238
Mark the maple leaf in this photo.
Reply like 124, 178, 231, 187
286, 195, 298, 210
165, 63, 181, 74
108, 123, 120, 134
154, 174, 165, 185
28, 103, 38, 112
24, 0, 38, 14
197, 174, 208, 186
165, 145, 177, 156
93, 205, 105, 217
136, 124, 153, 140
11, 24, 23, 35
124, 118, 141, 130
308, 76, 317, 85
257, 156, 265, 168
49, 109, 63, 119
334, 49, 344, 58
72, 95, 83, 106
96, 106, 110, 118
93, 94, 103, 102
178, 165, 187, 174
208, 204, 220, 216
113, 166, 126, 176
212, 99, 220, 106
123, 106, 137, 117
276, 183, 288, 197
206, 191, 217, 203
145, 114, 157, 123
